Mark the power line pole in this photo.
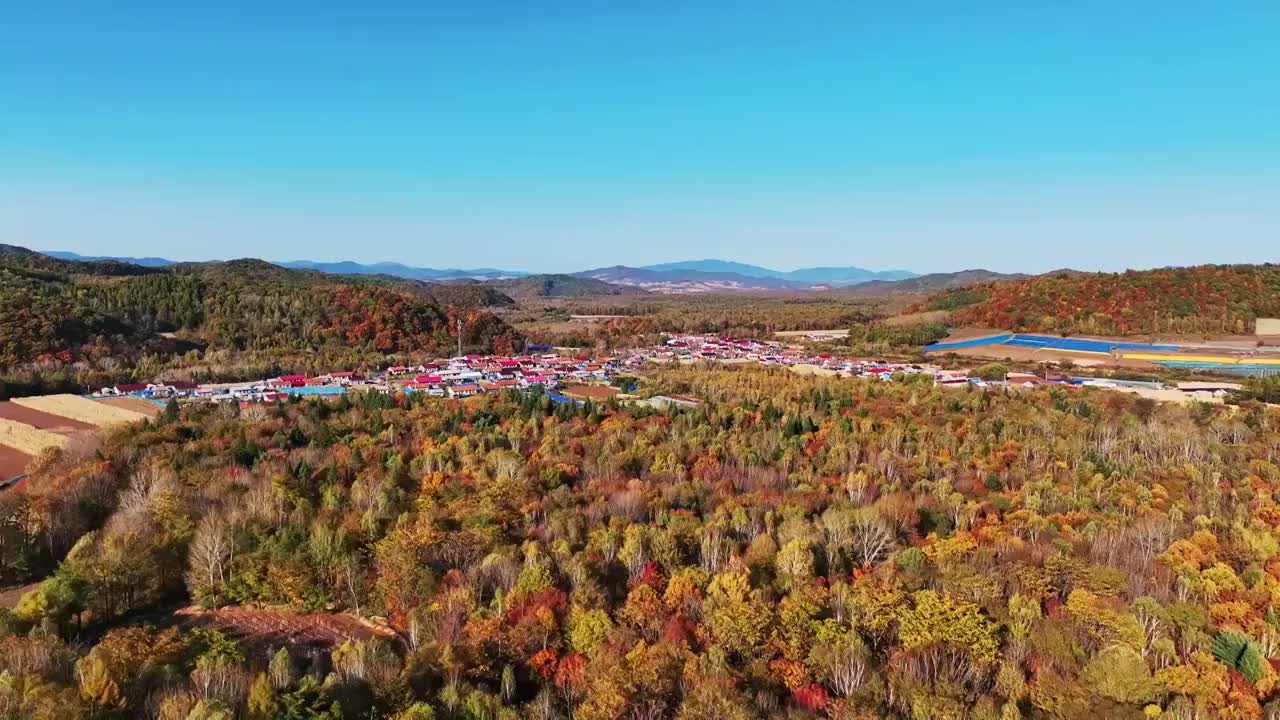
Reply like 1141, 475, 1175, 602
456, 317, 463, 358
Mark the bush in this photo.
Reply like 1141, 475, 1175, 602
971, 363, 1010, 381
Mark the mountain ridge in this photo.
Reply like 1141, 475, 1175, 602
43, 251, 919, 292
640, 259, 916, 285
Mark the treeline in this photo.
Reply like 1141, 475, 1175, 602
3, 367, 1280, 717
917, 264, 1280, 336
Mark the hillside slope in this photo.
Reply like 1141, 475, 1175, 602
919, 264, 1280, 335
0, 246, 521, 369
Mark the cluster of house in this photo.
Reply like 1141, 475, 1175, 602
91, 335, 1243, 409
94, 370, 373, 404
92, 354, 628, 405
628, 335, 1234, 400
634, 335, 949, 381
389, 353, 621, 398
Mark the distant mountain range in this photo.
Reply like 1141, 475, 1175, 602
44, 251, 921, 293
47, 251, 529, 281
638, 259, 916, 286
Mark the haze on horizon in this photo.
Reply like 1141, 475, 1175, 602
2, 2, 1278, 275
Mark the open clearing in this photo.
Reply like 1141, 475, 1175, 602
0, 417, 68, 455
175, 606, 397, 649
11, 394, 150, 427
562, 384, 620, 400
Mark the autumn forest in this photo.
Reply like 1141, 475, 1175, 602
2, 363, 1280, 719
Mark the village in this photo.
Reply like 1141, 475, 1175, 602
88, 333, 1242, 407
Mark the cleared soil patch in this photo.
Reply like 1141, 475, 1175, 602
0, 445, 32, 481
562, 384, 620, 400
97, 397, 163, 417
0, 401, 96, 431
11, 394, 149, 427
175, 606, 398, 650
0, 417, 68, 455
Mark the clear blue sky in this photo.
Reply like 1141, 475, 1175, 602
2, 1, 1277, 273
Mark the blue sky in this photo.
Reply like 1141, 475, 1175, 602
1, 1, 1277, 273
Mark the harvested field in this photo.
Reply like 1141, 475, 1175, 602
11, 394, 149, 427
176, 606, 398, 650
562, 384, 620, 400
97, 396, 163, 417
0, 445, 32, 481
0, 417, 68, 455
0, 401, 96, 431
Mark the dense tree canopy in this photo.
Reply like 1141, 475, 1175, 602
3, 366, 1280, 718
0, 246, 521, 395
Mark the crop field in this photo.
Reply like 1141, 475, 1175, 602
0, 416, 68, 455
0, 401, 96, 431
10, 394, 150, 427
95, 396, 163, 417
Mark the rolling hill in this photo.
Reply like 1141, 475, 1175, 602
45, 250, 529, 281
0, 245, 522, 369
918, 264, 1280, 335
839, 269, 1026, 296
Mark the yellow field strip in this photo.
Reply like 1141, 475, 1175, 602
1121, 353, 1280, 366
11, 394, 150, 427
0, 417, 68, 455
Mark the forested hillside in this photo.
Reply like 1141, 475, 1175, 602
0, 246, 520, 388
918, 265, 1280, 335
4, 367, 1280, 718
